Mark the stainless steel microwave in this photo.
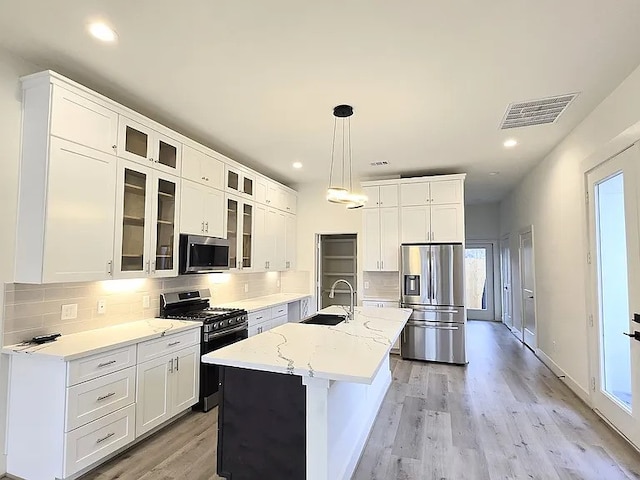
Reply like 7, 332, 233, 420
179, 235, 230, 274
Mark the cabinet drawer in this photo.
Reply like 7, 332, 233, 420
248, 309, 272, 326
66, 367, 136, 432
137, 328, 200, 363
64, 404, 135, 477
271, 304, 288, 318
67, 345, 136, 386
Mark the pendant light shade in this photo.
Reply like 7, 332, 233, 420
327, 104, 367, 209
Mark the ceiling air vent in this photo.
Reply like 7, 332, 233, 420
370, 161, 389, 167
500, 93, 579, 129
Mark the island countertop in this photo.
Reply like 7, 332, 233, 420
201, 306, 411, 384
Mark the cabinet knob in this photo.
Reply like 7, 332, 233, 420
202, 176, 206, 180
112, 145, 117, 150
149, 158, 154, 162
205, 177, 209, 181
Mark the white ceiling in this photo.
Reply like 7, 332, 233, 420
2, 1, 640, 203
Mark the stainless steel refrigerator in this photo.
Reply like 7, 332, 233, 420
400, 243, 467, 364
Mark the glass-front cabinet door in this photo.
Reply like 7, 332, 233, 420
226, 195, 254, 270
151, 174, 180, 277
226, 166, 254, 199
118, 116, 182, 175
115, 161, 152, 278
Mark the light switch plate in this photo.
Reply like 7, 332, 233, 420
97, 299, 107, 314
61, 304, 78, 320
244, 283, 249, 293
276, 279, 281, 288
364, 281, 370, 289
142, 295, 150, 309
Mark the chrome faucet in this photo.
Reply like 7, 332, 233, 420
329, 279, 355, 322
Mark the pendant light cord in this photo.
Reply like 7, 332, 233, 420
328, 117, 337, 189
348, 117, 353, 193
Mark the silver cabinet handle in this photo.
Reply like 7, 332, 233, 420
256, 316, 263, 320
145, 261, 150, 274
377, 261, 380, 269
265, 261, 268, 269
169, 358, 174, 373
175, 356, 179, 371
201, 221, 205, 233
205, 222, 209, 233
96, 432, 115, 444
107, 260, 113, 276
381, 260, 384, 269
202, 176, 206, 180
151, 261, 156, 274
149, 158, 154, 163
168, 341, 181, 347
97, 360, 116, 368
97, 392, 116, 402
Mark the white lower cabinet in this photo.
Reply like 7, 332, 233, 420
363, 300, 401, 354
135, 343, 200, 437
64, 404, 136, 477
6, 326, 201, 480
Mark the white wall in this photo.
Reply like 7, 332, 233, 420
0, 48, 40, 474
500, 60, 640, 399
295, 182, 364, 308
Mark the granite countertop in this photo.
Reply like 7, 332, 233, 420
215, 293, 311, 313
1, 319, 201, 361
201, 305, 411, 384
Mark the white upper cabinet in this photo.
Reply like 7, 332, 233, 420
50, 85, 118, 155
430, 204, 464, 242
226, 195, 254, 270
362, 207, 399, 271
400, 182, 430, 207
113, 160, 180, 279
362, 210, 381, 270
284, 190, 297, 214
181, 144, 224, 190
271, 209, 287, 271
400, 206, 430, 244
255, 177, 296, 214
180, 180, 225, 238
430, 180, 462, 205
15, 80, 119, 284
226, 165, 255, 199
285, 213, 296, 270
363, 184, 398, 208
118, 116, 182, 176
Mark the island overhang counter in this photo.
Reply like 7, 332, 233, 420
202, 305, 412, 480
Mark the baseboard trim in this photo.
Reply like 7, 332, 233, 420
535, 349, 591, 405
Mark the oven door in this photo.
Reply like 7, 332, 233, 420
200, 324, 248, 412
180, 235, 230, 274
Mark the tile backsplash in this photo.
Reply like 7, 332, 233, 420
2, 271, 297, 346
362, 271, 400, 300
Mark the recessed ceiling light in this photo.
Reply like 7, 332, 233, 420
292, 162, 303, 169
489, 171, 500, 176
503, 139, 518, 148
88, 22, 118, 43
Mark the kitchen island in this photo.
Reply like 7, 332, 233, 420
202, 305, 411, 480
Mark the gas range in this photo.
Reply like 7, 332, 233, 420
160, 290, 248, 335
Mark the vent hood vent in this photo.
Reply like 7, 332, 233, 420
370, 161, 389, 167
500, 93, 578, 129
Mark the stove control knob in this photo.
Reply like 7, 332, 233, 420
229, 319, 235, 324
213, 322, 219, 329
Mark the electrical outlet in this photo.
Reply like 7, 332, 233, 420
142, 295, 150, 309
61, 304, 78, 320
364, 281, 370, 289
277, 279, 281, 288
244, 283, 249, 293
97, 299, 107, 314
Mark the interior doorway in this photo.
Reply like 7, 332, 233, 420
519, 228, 536, 348
316, 234, 357, 310
586, 144, 640, 448
500, 235, 513, 330
465, 242, 495, 321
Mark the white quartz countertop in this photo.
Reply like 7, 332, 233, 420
202, 306, 411, 384
215, 293, 311, 313
1, 319, 201, 362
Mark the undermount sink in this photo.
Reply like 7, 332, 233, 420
300, 314, 346, 326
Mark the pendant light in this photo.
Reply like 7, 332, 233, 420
327, 104, 367, 209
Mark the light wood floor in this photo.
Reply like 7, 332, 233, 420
21, 321, 640, 480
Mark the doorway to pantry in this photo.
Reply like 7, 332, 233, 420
316, 234, 357, 310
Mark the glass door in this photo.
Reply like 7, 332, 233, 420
464, 243, 495, 321
151, 173, 179, 277
500, 236, 513, 330
153, 132, 181, 175
227, 197, 239, 269
242, 203, 253, 268
118, 117, 152, 166
116, 161, 151, 277
587, 144, 640, 448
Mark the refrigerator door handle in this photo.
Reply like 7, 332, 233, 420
408, 306, 460, 314
406, 322, 460, 331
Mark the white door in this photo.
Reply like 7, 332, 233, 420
587, 145, 640, 447
400, 206, 429, 243
380, 207, 399, 271
118, 116, 153, 166
431, 204, 464, 243
204, 188, 225, 238
180, 180, 206, 235
500, 236, 513, 329
135, 355, 171, 437
171, 345, 200, 415
519, 229, 536, 348
253, 204, 268, 271
43, 138, 117, 283
362, 186, 379, 208
362, 209, 381, 270
285, 214, 296, 270
379, 185, 398, 208
465, 243, 495, 321
400, 182, 429, 206
273, 210, 287, 270
152, 130, 182, 176
429, 180, 462, 205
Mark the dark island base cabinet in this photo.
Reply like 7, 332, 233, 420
218, 367, 307, 480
